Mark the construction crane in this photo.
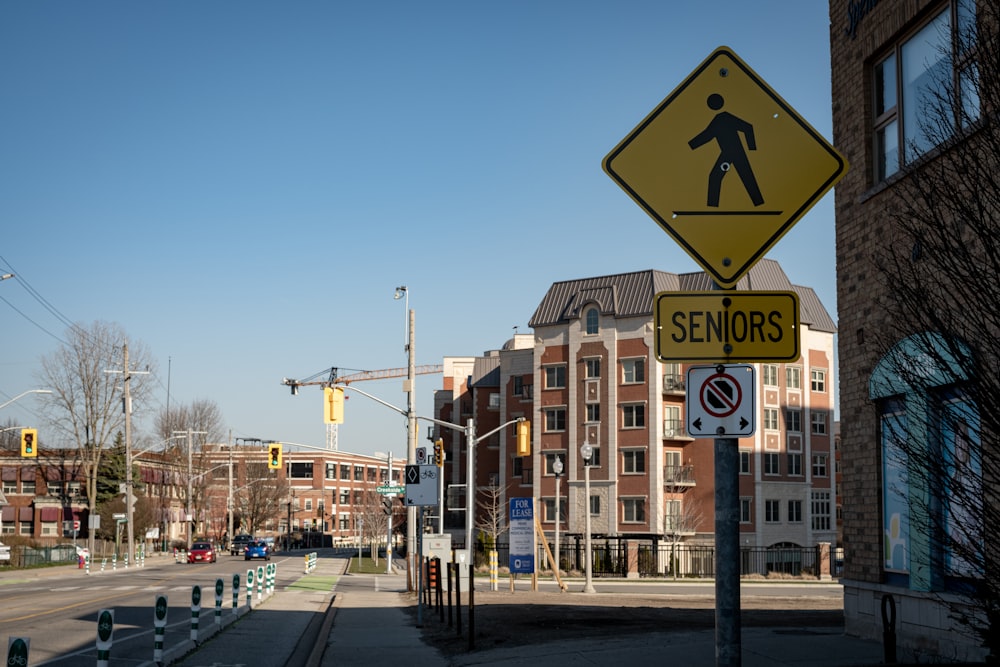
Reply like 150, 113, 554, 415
281, 365, 443, 450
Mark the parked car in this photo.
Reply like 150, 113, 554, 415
188, 542, 216, 564
229, 534, 254, 556
244, 541, 270, 561
0, 542, 10, 563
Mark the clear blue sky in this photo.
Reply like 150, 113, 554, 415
1, 1, 839, 458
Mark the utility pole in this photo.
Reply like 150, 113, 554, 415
123, 344, 135, 568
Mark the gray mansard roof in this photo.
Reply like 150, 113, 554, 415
528, 259, 836, 334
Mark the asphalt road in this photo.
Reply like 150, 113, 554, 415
0, 552, 298, 666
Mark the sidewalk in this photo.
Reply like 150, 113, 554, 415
318, 572, 888, 667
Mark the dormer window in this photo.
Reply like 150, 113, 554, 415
585, 307, 599, 334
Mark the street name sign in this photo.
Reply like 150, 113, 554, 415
655, 290, 800, 363
404, 464, 438, 507
604, 46, 847, 287
376, 484, 405, 495
686, 364, 756, 437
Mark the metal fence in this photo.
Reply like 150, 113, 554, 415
466, 538, 841, 579
8, 544, 81, 568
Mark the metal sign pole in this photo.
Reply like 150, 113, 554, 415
715, 434, 741, 666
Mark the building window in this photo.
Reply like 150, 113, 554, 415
623, 449, 646, 474
585, 446, 602, 468
787, 453, 802, 476
811, 411, 828, 435
812, 454, 828, 477
353, 465, 364, 481
765, 499, 780, 523
873, 1, 979, 182
47, 482, 62, 496
586, 403, 601, 423
544, 365, 567, 389
589, 495, 601, 516
762, 364, 778, 386
290, 463, 313, 479
367, 467, 377, 482
764, 408, 779, 431
739, 450, 751, 475
622, 404, 645, 428
41, 521, 58, 536
585, 307, 599, 334
511, 456, 523, 478
544, 407, 567, 432
20, 480, 35, 495
513, 376, 524, 396
665, 500, 682, 532
340, 464, 351, 480
488, 393, 500, 409
811, 491, 831, 531
585, 358, 601, 379
325, 463, 337, 480
304, 499, 313, 511
788, 500, 803, 523
740, 497, 753, 523
339, 489, 350, 504
664, 404, 682, 436
764, 453, 780, 476
622, 358, 645, 384
811, 368, 827, 393
786, 366, 801, 389
543, 498, 567, 523
785, 409, 801, 433
623, 498, 645, 523
2, 480, 15, 495
339, 514, 350, 531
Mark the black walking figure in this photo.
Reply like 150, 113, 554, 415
688, 93, 764, 208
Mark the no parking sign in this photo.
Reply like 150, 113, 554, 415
686, 364, 756, 437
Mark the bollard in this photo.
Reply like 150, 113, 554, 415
101, 558, 106, 573
246, 569, 254, 609
190, 585, 202, 642
153, 594, 168, 664
6, 638, 30, 667
112, 554, 117, 571
881, 593, 897, 664
214, 578, 224, 626
256, 565, 264, 602
232, 573, 240, 614
95, 608, 114, 667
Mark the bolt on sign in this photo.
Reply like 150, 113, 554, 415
604, 46, 848, 287
655, 290, 800, 363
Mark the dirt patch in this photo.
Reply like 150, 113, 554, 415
407, 589, 844, 657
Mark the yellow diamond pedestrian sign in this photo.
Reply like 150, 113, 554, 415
604, 46, 847, 287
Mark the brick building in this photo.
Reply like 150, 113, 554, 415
831, 0, 995, 660
436, 260, 837, 572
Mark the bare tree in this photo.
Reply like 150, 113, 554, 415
36, 321, 156, 558
866, 5, 1000, 657
476, 483, 509, 560
153, 398, 225, 445
357, 488, 389, 562
235, 461, 288, 535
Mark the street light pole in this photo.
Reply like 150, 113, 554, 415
581, 442, 595, 594
553, 455, 563, 582
395, 285, 419, 591
0, 389, 52, 411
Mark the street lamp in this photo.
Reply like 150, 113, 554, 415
0, 389, 52, 411
581, 442, 595, 594
394, 285, 418, 591
553, 455, 563, 584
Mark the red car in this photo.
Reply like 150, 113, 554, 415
187, 541, 216, 564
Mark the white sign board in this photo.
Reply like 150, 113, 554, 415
685, 364, 756, 437
404, 464, 439, 507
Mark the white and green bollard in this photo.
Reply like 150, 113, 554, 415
256, 565, 264, 602
190, 585, 201, 642
6, 638, 30, 667
112, 554, 117, 571
85, 554, 91, 576
232, 573, 240, 614
245, 569, 254, 608
95, 608, 114, 667
214, 578, 224, 626
153, 594, 168, 663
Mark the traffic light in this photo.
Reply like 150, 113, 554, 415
382, 496, 392, 515
433, 438, 444, 467
323, 386, 345, 424
267, 443, 282, 470
20, 428, 37, 458
516, 420, 530, 457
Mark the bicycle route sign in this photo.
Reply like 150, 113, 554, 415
404, 464, 439, 507
686, 364, 756, 437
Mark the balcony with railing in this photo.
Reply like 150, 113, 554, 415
662, 418, 692, 440
663, 464, 696, 487
663, 373, 685, 394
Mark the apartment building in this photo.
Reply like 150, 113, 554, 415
831, 0, 995, 660
436, 259, 837, 568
